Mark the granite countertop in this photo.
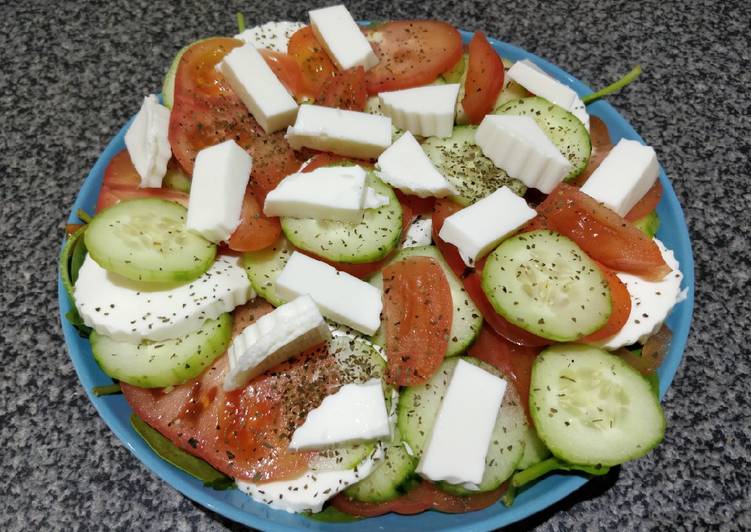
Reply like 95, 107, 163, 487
2, 0, 749, 529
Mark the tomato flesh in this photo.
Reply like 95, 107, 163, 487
581, 264, 632, 342
462, 32, 505, 124
570, 116, 613, 186
382, 256, 452, 386
227, 188, 282, 252
287, 26, 338, 96
534, 183, 671, 280
330, 480, 508, 516
317, 66, 368, 111
364, 21, 463, 94
259, 49, 314, 101
625, 181, 663, 221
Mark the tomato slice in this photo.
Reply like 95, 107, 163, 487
102, 150, 141, 188
227, 188, 282, 252
468, 326, 540, 421
570, 116, 613, 186
462, 32, 505, 124
382, 256, 452, 385
122, 299, 343, 482
581, 264, 632, 342
330, 480, 508, 516
535, 183, 672, 280
396, 190, 435, 217
259, 49, 314, 101
625, 181, 663, 221
619, 324, 672, 375
363, 21, 463, 94
317, 66, 368, 111
287, 26, 338, 96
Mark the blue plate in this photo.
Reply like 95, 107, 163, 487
58, 30, 694, 531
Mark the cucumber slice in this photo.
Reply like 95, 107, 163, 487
441, 54, 467, 84
242, 237, 293, 307
517, 426, 551, 470
344, 427, 417, 502
90, 313, 232, 388
85, 198, 216, 284
281, 174, 402, 264
530, 344, 665, 466
422, 126, 526, 206
163, 166, 191, 193
369, 245, 482, 357
494, 96, 591, 180
633, 210, 660, 238
398, 357, 526, 493
481, 230, 611, 341
162, 38, 214, 109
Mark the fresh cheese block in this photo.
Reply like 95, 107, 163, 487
376, 132, 457, 198
403, 215, 433, 249
379, 84, 460, 138
275, 251, 383, 335
74, 255, 253, 343
580, 138, 659, 216
309, 5, 378, 71
234, 21, 305, 53
438, 186, 537, 266
475, 114, 572, 194
237, 442, 385, 513
219, 44, 298, 133
598, 239, 683, 350
223, 295, 331, 390
416, 359, 507, 486
264, 165, 370, 223
286, 104, 392, 159
289, 379, 390, 450
186, 140, 252, 243
508, 60, 589, 130
124, 95, 171, 188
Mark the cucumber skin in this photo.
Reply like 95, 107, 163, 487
242, 237, 293, 307
162, 38, 217, 109
634, 211, 660, 238
530, 344, 665, 466
516, 426, 551, 470
90, 313, 232, 388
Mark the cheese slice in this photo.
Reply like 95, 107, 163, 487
309, 5, 378, 70
379, 84, 460, 138
124, 95, 171, 188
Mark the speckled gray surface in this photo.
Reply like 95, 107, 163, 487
1, 0, 749, 530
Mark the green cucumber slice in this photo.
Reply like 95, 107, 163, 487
633, 210, 660, 238
516, 426, 551, 470
90, 313, 232, 388
242, 237, 293, 307
530, 344, 665, 466
281, 173, 402, 264
398, 357, 526, 493
85, 198, 216, 283
422, 126, 526, 206
481, 230, 611, 341
369, 245, 482, 357
163, 166, 191, 193
494, 96, 591, 180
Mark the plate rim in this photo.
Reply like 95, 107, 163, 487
57, 29, 694, 532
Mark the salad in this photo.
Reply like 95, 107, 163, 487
60, 4, 686, 524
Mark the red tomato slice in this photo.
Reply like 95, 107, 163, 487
581, 264, 632, 342
259, 49, 314, 101
382, 256, 452, 385
102, 150, 141, 188
535, 183, 672, 280
625, 181, 663, 221
462, 32, 505, 124
396, 190, 435, 217
317, 66, 368, 111
330, 480, 508, 516
227, 188, 282, 252
287, 26, 338, 96
468, 326, 540, 421
432, 199, 552, 347
363, 21, 463, 94
122, 299, 343, 482
570, 116, 613, 186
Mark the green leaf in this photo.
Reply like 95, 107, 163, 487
60, 224, 87, 301
130, 414, 234, 489
512, 457, 610, 488
92, 383, 122, 396
235, 12, 246, 33
582, 65, 642, 105
76, 208, 92, 224
65, 308, 92, 338
501, 483, 516, 507
304, 506, 361, 523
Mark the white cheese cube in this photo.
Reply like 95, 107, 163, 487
438, 186, 537, 266
475, 115, 572, 194
219, 44, 298, 133
234, 21, 305, 53
289, 379, 390, 450
124, 95, 172, 188
417, 360, 507, 486
286, 104, 392, 159
264, 165, 369, 223
364, 187, 390, 209
376, 132, 457, 198
403, 215, 433, 249
379, 84, 460, 138
309, 5, 378, 71
275, 251, 382, 335
580, 138, 659, 216
186, 140, 252, 243
223, 295, 331, 390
